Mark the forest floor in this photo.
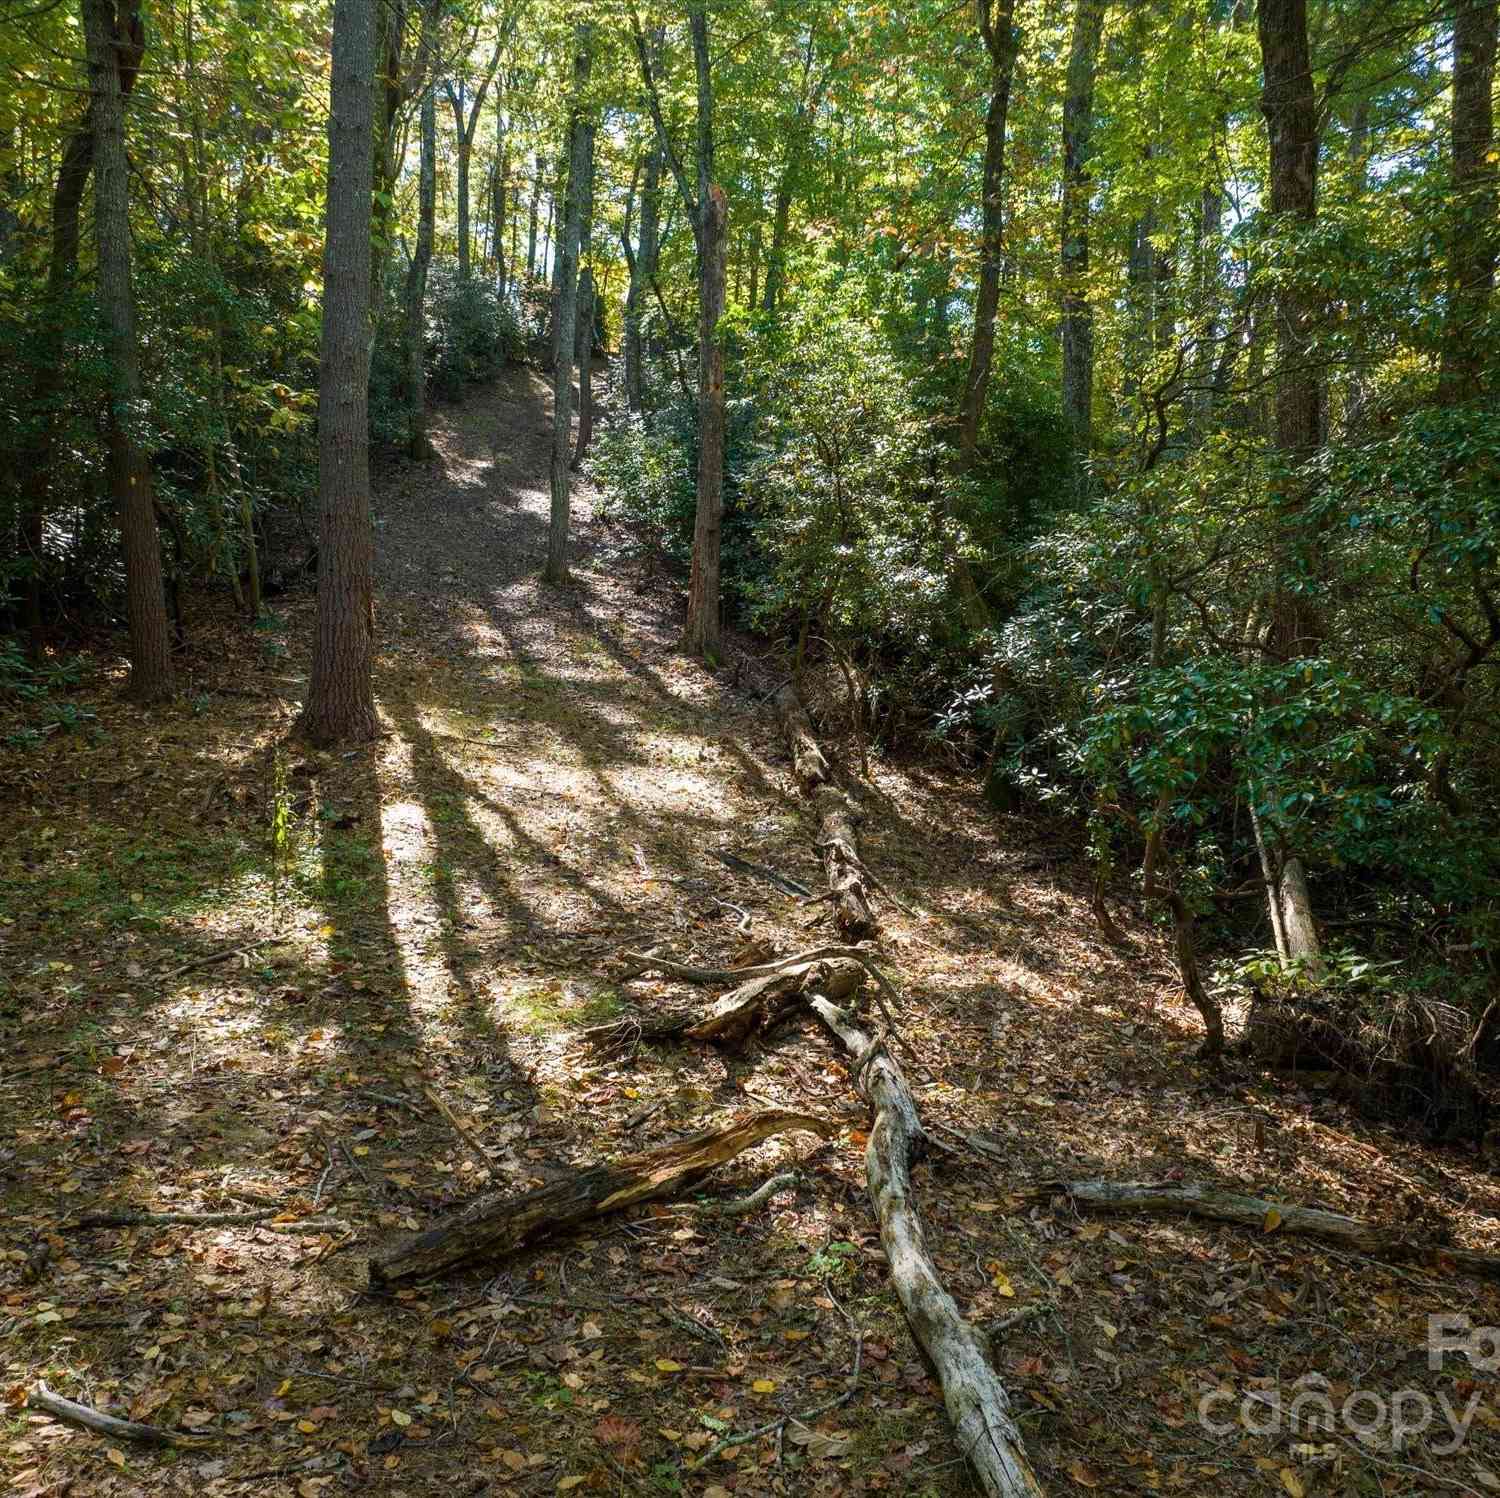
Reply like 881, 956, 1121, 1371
7, 366, 1500, 1498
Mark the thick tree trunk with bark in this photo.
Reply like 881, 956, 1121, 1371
545, 32, 590, 585
1438, 0, 1498, 402
1257, 0, 1324, 970
369, 1110, 833, 1285
1060, 0, 1106, 467
84, 0, 173, 701
298, 0, 379, 746
810, 995, 1044, 1497
774, 685, 877, 941
404, 3, 438, 461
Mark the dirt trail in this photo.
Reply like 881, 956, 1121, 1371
9, 370, 1500, 1496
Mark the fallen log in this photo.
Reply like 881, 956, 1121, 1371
773, 684, 878, 942
1026, 1179, 1500, 1279
808, 992, 1044, 1497
369, 1109, 834, 1286
585, 957, 866, 1052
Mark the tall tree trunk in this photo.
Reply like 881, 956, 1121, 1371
1060, 0, 1106, 472
20, 115, 94, 657
684, 4, 725, 660
446, 40, 503, 284
84, 0, 173, 701
299, 0, 378, 746
544, 29, 590, 585
622, 146, 659, 414
526, 150, 541, 278
1438, 0, 1498, 402
1257, 0, 1324, 971
956, 0, 1020, 462
370, 0, 406, 316
405, 0, 438, 461
571, 113, 596, 468
494, 85, 509, 298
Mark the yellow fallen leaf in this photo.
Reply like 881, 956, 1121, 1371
992, 1271, 1016, 1298
752, 1379, 776, 1393
558, 1478, 586, 1492
1263, 1207, 1283, 1232
390, 1408, 412, 1427
1280, 1469, 1304, 1498
106, 1449, 126, 1468
654, 1359, 683, 1372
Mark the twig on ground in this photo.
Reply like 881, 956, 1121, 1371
690, 1331, 863, 1470
157, 940, 267, 981
63, 1207, 280, 1231
29, 1381, 222, 1448
987, 1303, 1053, 1341
712, 848, 812, 899
671, 1171, 801, 1217
312, 1134, 338, 1209
415, 1079, 491, 1176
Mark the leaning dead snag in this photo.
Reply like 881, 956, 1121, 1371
773, 684, 878, 942
1028, 1179, 1500, 1279
369, 1109, 833, 1286
808, 993, 1044, 1498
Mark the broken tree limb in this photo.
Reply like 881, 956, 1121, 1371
808, 994, 1044, 1498
773, 685, 878, 942
620, 944, 904, 1017
712, 849, 813, 899
416, 1079, 491, 1175
674, 1170, 801, 1216
1028, 1180, 1500, 1279
63, 1207, 280, 1231
586, 957, 865, 1053
369, 1109, 834, 1286
29, 1381, 221, 1448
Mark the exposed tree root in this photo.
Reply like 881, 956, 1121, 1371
773, 684, 878, 942
1028, 1179, 1500, 1278
368, 1109, 834, 1286
808, 991, 1044, 1497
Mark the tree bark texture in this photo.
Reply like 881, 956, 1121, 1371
683, 4, 725, 660
404, 0, 438, 461
544, 29, 590, 585
623, 144, 662, 414
810, 995, 1045, 1497
1060, 0, 1106, 464
956, 0, 1020, 463
298, 0, 379, 746
774, 685, 878, 942
1438, 0, 1498, 402
368, 1109, 833, 1285
84, 0, 174, 701
20, 112, 95, 656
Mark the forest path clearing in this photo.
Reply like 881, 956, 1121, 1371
7, 370, 1500, 1496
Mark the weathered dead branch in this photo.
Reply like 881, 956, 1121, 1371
29, 1381, 222, 1448
773, 684, 878, 941
808, 991, 1044, 1497
369, 1109, 834, 1286
1029, 1179, 1500, 1278
587, 957, 866, 1052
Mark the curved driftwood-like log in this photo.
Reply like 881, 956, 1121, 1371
1029, 1179, 1500, 1279
774, 685, 878, 942
369, 1109, 833, 1286
809, 993, 1044, 1498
